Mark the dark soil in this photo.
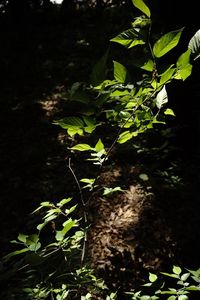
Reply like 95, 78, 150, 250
0, 3, 200, 296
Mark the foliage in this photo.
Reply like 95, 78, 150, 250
127, 266, 200, 300
1, 198, 107, 299
2, 0, 200, 299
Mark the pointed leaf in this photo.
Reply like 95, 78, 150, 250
164, 108, 175, 116
173, 266, 182, 275
131, 0, 151, 17
95, 139, 104, 152
113, 61, 127, 83
156, 86, 168, 109
178, 296, 188, 300
149, 273, 158, 282
176, 49, 192, 80
188, 29, 200, 60
17, 233, 28, 243
57, 198, 72, 207
118, 131, 134, 144
70, 144, 93, 151
111, 28, 145, 48
153, 28, 184, 58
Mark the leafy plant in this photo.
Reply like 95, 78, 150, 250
127, 266, 200, 300
2, 1, 200, 299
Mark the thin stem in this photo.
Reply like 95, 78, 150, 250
68, 157, 87, 267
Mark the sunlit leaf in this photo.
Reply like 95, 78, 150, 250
17, 233, 28, 243
188, 29, 200, 60
95, 139, 104, 152
111, 28, 145, 48
113, 61, 127, 83
118, 131, 135, 143
57, 198, 72, 207
156, 86, 168, 109
139, 173, 149, 181
103, 186, 124, 196
70, 144, 93, 151
159, 65, 176, 85
173, 265, 182, 275
131, 0, 151, 17
178, 295, 188, 300
149, 273, 158, 282
167, 296, 176, 300
164, 108, 175, 116
153, 28, 184, 58
176, 49, 192, 80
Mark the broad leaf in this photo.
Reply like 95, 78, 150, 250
18, 233, 28, 243
113, 61, 127, 83
153, 28, 184, 58
164, 108, 175, 116
55, 219, 76, 241
70, 144, 93, 151
188, 29, 200, 60
173, 265, 182, 275
95, 139, 104, 152
156, 86, 168, 109
159, 65, 176, 85
176, 49, 192, 80
131, 0, 151, 17
178, 296, 188, 300
118, 131, 137, 143
111, 28, 145, 48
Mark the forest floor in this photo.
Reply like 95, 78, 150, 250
1, 5, 200, 294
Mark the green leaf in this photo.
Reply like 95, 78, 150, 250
188, 29, 200, 60
139, 173, 149, 181
159, 66, 176, 85
90, 49, 109, 86
178, 296, 188, 300
118, 131, 135, 144
103, 187, 124, 196
57, 198, 72, 207
173, 266, 182, 275
80, 178, 95, 184
70, 144, 93, 151
186, 285, 200, 291
149, 273, 157, 282
131, 0, 151, 17
156, 86, 168, 109
167, 297, 176, 300
37, 215, 57, 231
140, 59, 154, 71
140, 296, 151, 300
17, 233, 28, 243
65, 204, 77, 215
181, 273, 190, 281
55, 116, 84, 128
164, 108, 175, 116
153, 28, 184, 58
113, 61, 127, 83
161, 272, 179, 279
95, 139, 104, 152
111, 28, 145, 48
3, 248, 29, 260
55, 219, 76, 241
176, 50, 192, 80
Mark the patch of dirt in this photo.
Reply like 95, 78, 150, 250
87, 165, 176, 291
